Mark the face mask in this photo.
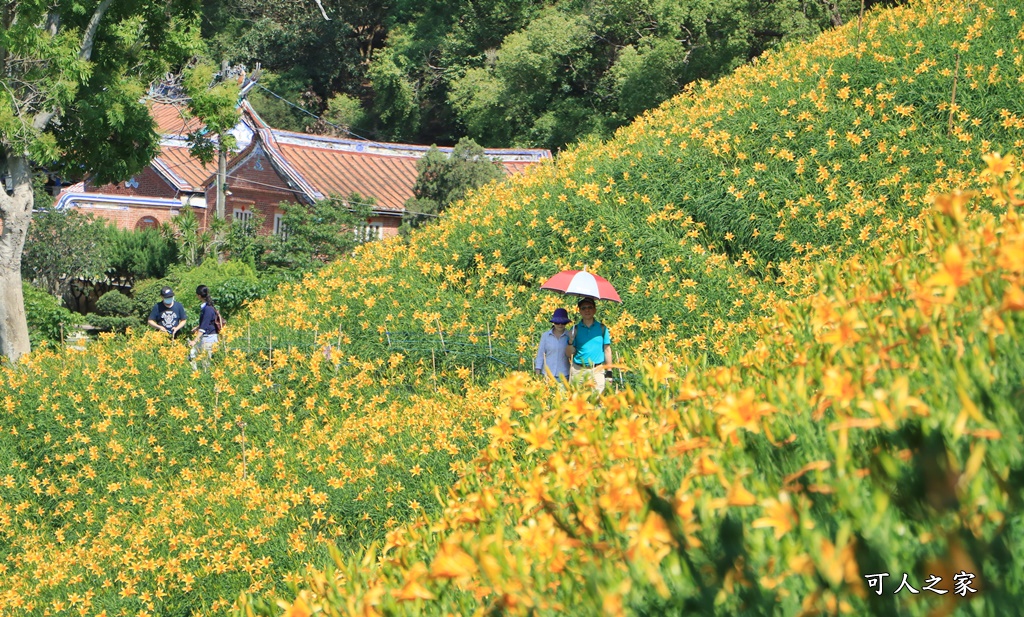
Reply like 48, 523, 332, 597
163, 297, 174, 306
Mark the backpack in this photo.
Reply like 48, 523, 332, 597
212, 306, 226, 334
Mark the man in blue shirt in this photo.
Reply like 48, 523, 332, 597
565, 297, 612, 394
147, 286, 187, 339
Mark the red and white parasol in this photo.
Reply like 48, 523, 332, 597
540, 270, 621, 303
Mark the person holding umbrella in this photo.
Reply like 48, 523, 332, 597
535, 308, 572, 383
565, 297, 612, 394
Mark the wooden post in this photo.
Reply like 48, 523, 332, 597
948, 53, 961, 135
436, 318, 446, 353
238, 421, 248, 480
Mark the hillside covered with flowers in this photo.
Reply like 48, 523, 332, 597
1, 0, 1023, 615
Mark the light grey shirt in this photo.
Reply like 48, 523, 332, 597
534, 328, 570, 379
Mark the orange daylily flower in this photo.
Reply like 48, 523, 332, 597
429, 541, 478, 581
752, 492, 798, 540
711, 475, 758, 509
981, 151, 1015, 177
934, 190, 975, 221
1002, 284, 1024, 312
998, 237, 1024, 273
714, 388, 775, 434
394, 564, 435, 601
520, 419, 555, 454
926, 244, 973, 289
693, 453, 721, 476
818, 308, 866, 348
643, 361, 676, 384
279, 595, 312, 617
626, 512, 675, 563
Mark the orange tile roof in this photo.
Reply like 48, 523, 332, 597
144, 99, 549, 205
148, 101, 204, 136
259, 129, 550, 212
152, 143, 218, 192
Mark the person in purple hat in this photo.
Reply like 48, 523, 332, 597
534, 307, 571, 382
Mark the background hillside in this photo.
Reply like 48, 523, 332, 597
1, 0, 1023, 615
245, 0, 1022, 370
202, 0, 879, 150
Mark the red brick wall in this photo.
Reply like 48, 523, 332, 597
70, 203, 193, 231
86, 167, 178, 199
225, 150, 306, 235
376, 215, 401, 239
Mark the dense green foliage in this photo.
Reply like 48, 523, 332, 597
203, 0, 879, 150
22, 282, 83, 347
21, 207, 112, 297
23, 209, 180, 294
260, 194, 374, 273
106, 227, 179, 285
402, 137, 505, 232
88, 290, 139, 333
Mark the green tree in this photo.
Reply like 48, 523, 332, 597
170, 206, 221, 268
21, 207, 112, 298
106, 227, 179, 286
262, 193, 374, 274
0, 0, 203, 361
202, 0, 391, 135
402, 138, 504, 232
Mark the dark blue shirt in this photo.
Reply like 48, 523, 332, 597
149, 301, 186, 335
197, 303, 218, 335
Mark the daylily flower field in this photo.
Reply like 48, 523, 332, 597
2, 0, 1024, 615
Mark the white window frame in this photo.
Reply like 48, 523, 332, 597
233, 209, 254, 224
273, 213, 288, 238
354, 222, 384, 242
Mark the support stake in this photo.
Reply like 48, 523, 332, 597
948, 53, 961, 135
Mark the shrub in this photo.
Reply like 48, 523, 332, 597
106, 227, 178, 284
21, 207, 111, 297
209, 277, 265, 318
22, 282, 83, 348
130, 278, 171, 323
95, 290, 136, 317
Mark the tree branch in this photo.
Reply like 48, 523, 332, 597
30, 1, 112, 132
80, 0, 114, 61
313, 0, 330, 20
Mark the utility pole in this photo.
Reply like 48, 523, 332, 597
216, 141, 227, 220
216, 60, 229, 222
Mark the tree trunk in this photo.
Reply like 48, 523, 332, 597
0, 154, 35, 362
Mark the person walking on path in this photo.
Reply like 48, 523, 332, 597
148, 287, 187, 339
535, 308, 571, 382
189, 285, 220, 370
565, 297, 612, 394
